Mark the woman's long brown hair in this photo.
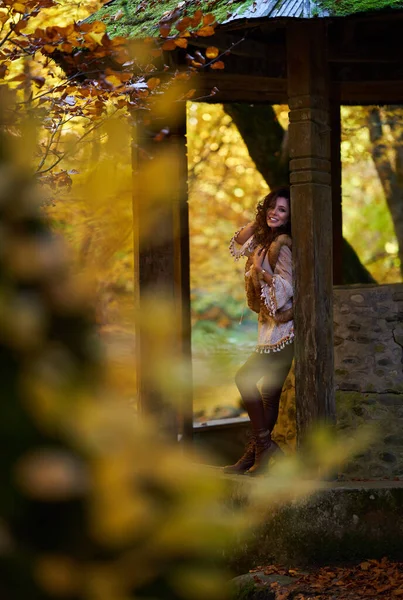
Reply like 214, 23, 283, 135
253, 186, 291, 248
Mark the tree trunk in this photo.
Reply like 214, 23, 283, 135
368, 107, 403, 277
224, 103, 376, 285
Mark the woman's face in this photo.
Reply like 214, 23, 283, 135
266, 196, 290, 229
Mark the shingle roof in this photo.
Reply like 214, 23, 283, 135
89, 0, 403, 40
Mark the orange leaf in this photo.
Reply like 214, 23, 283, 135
191, 9, 203, 27
206, 46, 219, 59
174, 37, 188, 48
197, 25, 215, 37
203, 13, 216, 25
161, 39, 176, 51
210, 60, 225, 70
159, 24, 171, 37
175, 16, 191, 32
147, 77, 160, 91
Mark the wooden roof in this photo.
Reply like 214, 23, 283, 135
91, 0, 403, 39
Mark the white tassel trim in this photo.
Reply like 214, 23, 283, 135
255, 331, 294, 354
229, 227, 255, 260
260, 278, 277, 318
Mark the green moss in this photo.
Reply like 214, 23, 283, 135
87, 0, 403, 39
88, 0, 256, 39
318, 0, 403, 16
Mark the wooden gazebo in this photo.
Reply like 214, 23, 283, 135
91, 0, 403, 442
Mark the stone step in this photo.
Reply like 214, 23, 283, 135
204, 467, 403, 571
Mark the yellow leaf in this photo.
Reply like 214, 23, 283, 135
88, 31, 105, 46
174, 37, 188, 49
105, 75, 123, 88
206, 46, 219, 59
197, 25, 215, 37
13, 2, 26, 13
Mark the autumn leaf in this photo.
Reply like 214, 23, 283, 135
175, 16, 191, 32
191, 9, 203, 28
203, 13, 216, 25
146, 77, 160, 91
210, 61, 225, 70
206, 46, 219, 59
161, 39, 176, 51
159, 24, 171, 37
174, 38, 188, 49
197, 25, 216, 37
12, 2, 27, 13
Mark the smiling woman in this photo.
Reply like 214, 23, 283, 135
224, 187, 294, 476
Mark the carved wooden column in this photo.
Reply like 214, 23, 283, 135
132, 102, 193, 441
287, 22, 336, 443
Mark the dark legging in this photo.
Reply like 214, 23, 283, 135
235, 343, 294, 433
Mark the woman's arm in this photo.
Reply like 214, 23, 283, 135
234, 221, 257, 245
260, 246, 293, 315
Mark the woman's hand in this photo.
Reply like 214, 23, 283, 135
253, 246, 273, 285
253, 246, 265, 273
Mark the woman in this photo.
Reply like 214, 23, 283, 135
224, 187, 294, 476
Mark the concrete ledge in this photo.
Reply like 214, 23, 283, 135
214, 470, 403, 571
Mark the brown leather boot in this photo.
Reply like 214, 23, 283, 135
223, 435, 255, 475
245, 430, 282, 476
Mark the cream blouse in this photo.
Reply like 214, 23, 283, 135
230, 229, 294, 354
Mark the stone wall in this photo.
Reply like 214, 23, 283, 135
273, 283, 403, 479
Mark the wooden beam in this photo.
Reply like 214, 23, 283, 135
189, 32, 284, 60
339, 81, 403, 105
287, 21, 336, 443
132, 103, 193, 441
194, 74, 287, 103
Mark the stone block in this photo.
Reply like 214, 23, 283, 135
224, 481, 403, 570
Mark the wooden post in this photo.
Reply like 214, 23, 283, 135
287, 22, 336, 442
132, 102, 193, 441
330, 89, 343, 285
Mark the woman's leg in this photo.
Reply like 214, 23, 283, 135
223, 352, 270, 474
235, 352, 269, 432
261, 343, 294, 432
238, 345, 293, 476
